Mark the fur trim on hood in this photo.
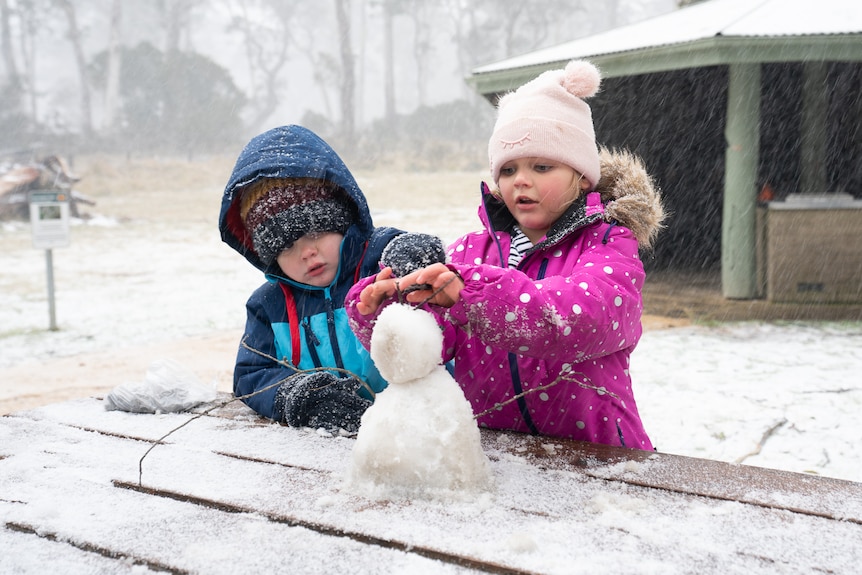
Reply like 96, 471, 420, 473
595, 147, 665, 249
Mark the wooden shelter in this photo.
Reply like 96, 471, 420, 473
467, 0, 862, 301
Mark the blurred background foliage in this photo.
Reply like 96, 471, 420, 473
0, 0, 679, 167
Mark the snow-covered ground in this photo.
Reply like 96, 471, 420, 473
633, 322, 861, 482
1, 165, 860, 484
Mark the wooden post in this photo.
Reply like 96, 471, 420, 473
722, 63, 760, 299
46, 248, 58, 331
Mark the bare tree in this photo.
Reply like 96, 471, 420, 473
375, 0, 397, 122
374, 0, 434, 119
441, 0, 593, 86
479, 0, 589, 59
7, 0, 47, 123
158, 0, 198, 53
402, 0, 434, 108
440, 0, 497, 100
595, 0, 620, 32
0, 0, 24, 111
54, 0, 93, 138
223, 0, 300, 133
102, 0, 122, 133
334, 0, 356, 141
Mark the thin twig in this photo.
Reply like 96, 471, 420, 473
137, 337, 368, 485
394, 273, 462, 308
239, 337, 373, 397
391, 274, 610, 421
472, 369, 609, 419
734, 418, 788, 464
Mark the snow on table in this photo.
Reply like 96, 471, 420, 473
1, 394, 860, 574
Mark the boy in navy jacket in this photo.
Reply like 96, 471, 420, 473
219, 125, 442, 433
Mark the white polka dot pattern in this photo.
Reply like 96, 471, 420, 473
346, 202, 654, 450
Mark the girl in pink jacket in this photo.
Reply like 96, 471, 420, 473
347, 61, 665, 450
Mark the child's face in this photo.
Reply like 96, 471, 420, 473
497, 157, 590, 244
276, 232, 344, 287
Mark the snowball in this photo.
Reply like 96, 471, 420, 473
345, 304, 493, 500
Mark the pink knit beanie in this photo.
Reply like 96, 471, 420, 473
488, 60, 602, 188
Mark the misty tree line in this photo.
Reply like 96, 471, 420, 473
1, 0, 682, 167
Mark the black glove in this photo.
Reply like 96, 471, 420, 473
275, 371, 371, 433
380, 232, 446, 278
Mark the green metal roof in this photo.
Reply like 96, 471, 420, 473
467, 0, 862, 97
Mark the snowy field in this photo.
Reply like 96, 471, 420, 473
1, 159, 860, 484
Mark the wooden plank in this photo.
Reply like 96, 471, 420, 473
486, 432, 862, 524
5, 522, 191, 574
106, 438, 859, 575
21, 394, 862, 522
3, 397, 860, 574
0, 414, 507, 574
112, 480, 536, 575
195, 395, 862, 523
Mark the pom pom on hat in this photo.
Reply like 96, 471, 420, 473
240, 178, 357, 266
488, 60, 602, 188
560, 60, 601, 99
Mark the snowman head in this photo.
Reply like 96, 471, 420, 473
370, 303, 443, 384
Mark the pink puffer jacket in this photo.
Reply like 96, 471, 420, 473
348, 149, 664, 449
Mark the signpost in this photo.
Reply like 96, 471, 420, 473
29, 190, 71, 331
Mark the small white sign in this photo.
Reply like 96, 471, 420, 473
29, 190, 71, 249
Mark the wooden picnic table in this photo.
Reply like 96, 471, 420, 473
1, 393, 859, 574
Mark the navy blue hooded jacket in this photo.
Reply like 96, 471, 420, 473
219, 125, 401, 420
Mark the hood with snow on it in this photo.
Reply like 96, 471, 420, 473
594, 147, 665, 249
345, 303, 493, 500
218, 124, 374, 273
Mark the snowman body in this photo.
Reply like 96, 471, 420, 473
346, 303, 493, 499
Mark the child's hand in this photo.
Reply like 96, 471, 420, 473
400, 263, 464, 308
356, 267, 398, 315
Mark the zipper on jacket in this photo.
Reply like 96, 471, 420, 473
324, 296, 345, 369
507, 255, 548, 435
602, 220, 618, 244
516, 247, 549, 276
616, 421, 627, 447
302, 318, 323, 368
509, 353, 540, 434
536, 258, 548, 280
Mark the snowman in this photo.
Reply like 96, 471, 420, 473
345, 303, 493, 500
